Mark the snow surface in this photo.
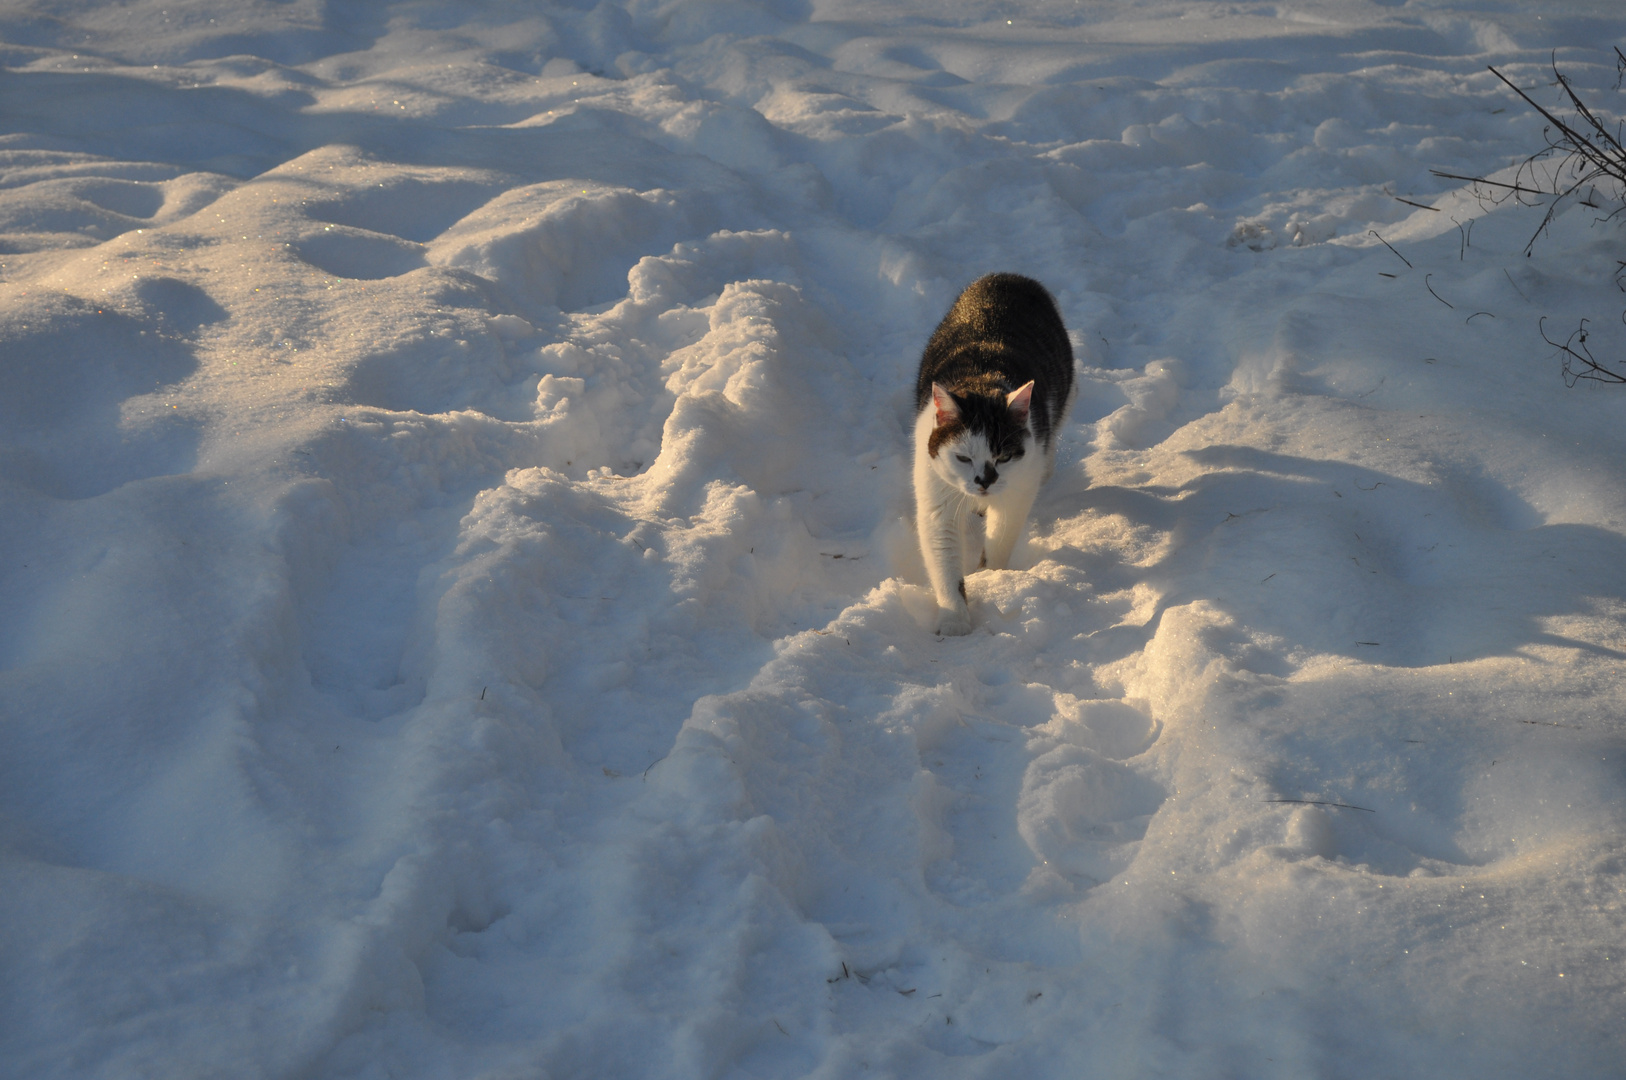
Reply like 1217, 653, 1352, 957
3, 0, 1626, 1076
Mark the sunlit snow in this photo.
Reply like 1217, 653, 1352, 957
2, 1, 1625, 1076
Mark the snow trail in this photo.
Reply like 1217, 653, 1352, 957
3, 1, 1626, 1076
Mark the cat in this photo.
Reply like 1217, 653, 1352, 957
913, 273, 1074, 636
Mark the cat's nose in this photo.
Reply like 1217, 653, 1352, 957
975, 467, 997, 489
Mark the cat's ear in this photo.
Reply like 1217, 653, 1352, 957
1006, 381, 1034, 424
931, 383, 961, 427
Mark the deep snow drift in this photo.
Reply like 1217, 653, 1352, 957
3, 1, 1626, 1076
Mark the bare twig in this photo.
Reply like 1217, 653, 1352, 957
1457, 57, 1626, 255
1369, 229, 1413, 268
1428, 170, 1549, 198
1540, 316, 1626, 384
1451, 215, 1474, 259
1267, 798, 1377, 813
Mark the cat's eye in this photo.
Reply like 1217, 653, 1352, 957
955, 455, 972, 463
996, 454, 1012, 463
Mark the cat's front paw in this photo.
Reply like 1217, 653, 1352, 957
935, 607, 973, 636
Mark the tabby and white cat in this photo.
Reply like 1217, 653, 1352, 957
913, 273, 1074, 636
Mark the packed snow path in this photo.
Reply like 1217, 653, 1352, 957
3, 1, 1626, 1076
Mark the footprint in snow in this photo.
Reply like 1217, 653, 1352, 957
1015, 698, 1166, 891
913, 693, 1166, 903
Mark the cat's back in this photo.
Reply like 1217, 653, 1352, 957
938, 273, 1060, 345
915, 273, 1072, 410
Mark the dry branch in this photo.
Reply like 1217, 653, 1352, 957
1432, 51, 1626, 255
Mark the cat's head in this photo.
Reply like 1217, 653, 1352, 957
926, 381, 1033, 496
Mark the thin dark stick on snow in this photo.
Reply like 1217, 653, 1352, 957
1369, 229, 1412, 268
1503, 267, 1529, 300
1267, 798, 1377, 812
1395, 196, 1439, 211
1425, 274, 1454, 308
1429, 171, 1548, 197
1466, 310, 1496, 323
1451, 215, 1474, 259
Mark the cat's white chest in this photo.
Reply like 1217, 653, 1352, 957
912, 406, 1048, 636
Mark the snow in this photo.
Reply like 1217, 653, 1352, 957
3, 0, 1626, 1075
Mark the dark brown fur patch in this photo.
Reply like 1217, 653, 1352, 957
957, 579, 967, 601
926, 419, 965, 458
